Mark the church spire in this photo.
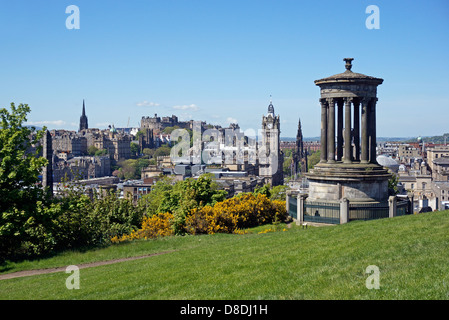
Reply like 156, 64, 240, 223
79, 99, 88, 132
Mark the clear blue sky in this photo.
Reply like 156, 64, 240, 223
1, 0, 448, 138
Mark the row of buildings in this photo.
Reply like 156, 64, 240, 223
41, 99, 290, 202
377, 139, 449, 212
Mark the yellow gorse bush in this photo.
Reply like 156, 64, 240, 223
112, 193, 287, 243
185, 193, 287, 235
111, 212, 174, 243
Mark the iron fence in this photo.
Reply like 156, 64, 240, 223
288, 195, 297, 220
349, 202, 389, 221
304, 200, 340, 224
396, 200, 409, 216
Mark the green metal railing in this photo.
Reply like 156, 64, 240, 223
396, 200, 409, 216
349, 202, 389, 221
304, 201, 340, 224
288, 196, 297, 220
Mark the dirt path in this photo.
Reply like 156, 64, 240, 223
0, 250, 174, 281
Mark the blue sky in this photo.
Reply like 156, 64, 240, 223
0, 0, 448, 138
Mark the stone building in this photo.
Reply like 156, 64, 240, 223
427, 145, 449, 173
140, 114, 192, 134
398, 144, 421, 162
259, 100, 284, 186
52, 155, 111, 182
432, 157, 449, 182
51, 130, 87, 156
90, 125, 131, 161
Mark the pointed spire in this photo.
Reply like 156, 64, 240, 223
79, 99, 88, 132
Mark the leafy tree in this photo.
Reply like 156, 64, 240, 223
307, 150, 321, 170
270, 185, 288, 201
130, 142, 139, 156
254, 184, 271, 198
115, 158, 150, 180
388, 173, 399, 196
87, 145, 99, 156
94, 149, 108, 157
0, 103, 48, 258
143, 148, 155, 157
153, 145, 171, 158
162, 126, 180, 134
139, 173, 227, 234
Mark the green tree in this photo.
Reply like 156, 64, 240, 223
0, 103, 49, 258
139, 173, 227, 234
388, 173, 399, 196
87, 145, 99, 156
307, 150, 321, 170
270, 185, 288, 201
130, 142, 139, 156
254, 184, 271, 198
153, 145, 171, 158
143, 148, 155, 157
94, 149, 108, 157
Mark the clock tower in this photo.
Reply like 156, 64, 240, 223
259, 100, 284, 186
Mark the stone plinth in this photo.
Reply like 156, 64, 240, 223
305, 162, 391, 202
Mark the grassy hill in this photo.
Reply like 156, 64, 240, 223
1, 211, 449, 300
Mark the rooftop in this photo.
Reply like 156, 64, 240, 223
314, 58, 383, 85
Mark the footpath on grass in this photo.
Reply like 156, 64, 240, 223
0, 251, 175, 281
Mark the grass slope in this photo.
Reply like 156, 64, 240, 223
1, 211, 449, 299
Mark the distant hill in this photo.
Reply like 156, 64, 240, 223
404, 133, 449, 144
281, 137, 320, 142
25, 125, 43, 131
281, 137, 417, 142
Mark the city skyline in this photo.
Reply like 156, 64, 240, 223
1, 1, 448, 137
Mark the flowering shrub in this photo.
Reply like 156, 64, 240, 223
185, 193, 287, 235
111, 212, 174, 243
112, 193, 287, 243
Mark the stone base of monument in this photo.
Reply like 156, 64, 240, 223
305, 162, 392, 203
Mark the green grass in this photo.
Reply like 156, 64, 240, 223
1, 212, 449, 299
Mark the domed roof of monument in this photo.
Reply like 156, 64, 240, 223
315, 58, 383, 85
377, 155, 399, 171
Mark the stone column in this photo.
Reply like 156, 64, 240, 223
336, 99, 343, 161
361, 98, 369, 164
353, 99, 360, 161
297, 194, 307, 225
389, 196, 397, 218
320, 99, 328, 163
370, 98, 378, 163
327, 98, 335, 163
344, 98, 352, 163
42, 130, 53, 197
340, 197, 349, 224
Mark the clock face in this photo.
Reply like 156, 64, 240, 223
267, 123, 273, 129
